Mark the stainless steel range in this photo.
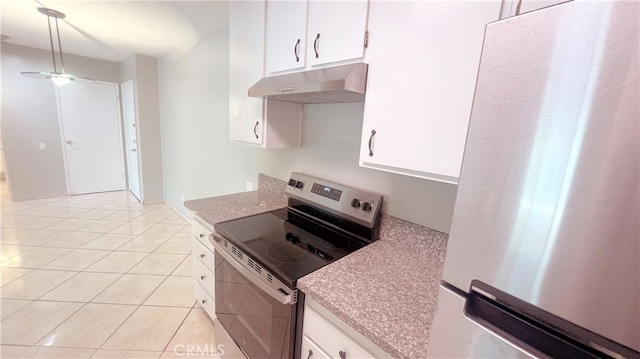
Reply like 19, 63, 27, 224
211, 172, 383, 359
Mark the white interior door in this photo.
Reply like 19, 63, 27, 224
58, 81, 125, 195
121, 81, 142, 201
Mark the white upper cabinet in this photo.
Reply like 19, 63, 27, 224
265, 0, 308, 74
264, 0, 369, 75
359, 1, 501, 184
230, 0, 302, 148
306, 0, 369, 67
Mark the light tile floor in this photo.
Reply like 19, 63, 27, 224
0, 181, 217, 358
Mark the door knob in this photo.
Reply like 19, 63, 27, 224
131, 149, 137, 152
66, 140, 72, 144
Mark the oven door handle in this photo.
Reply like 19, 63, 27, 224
212, 237, 296, 306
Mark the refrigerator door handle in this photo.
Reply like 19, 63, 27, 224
463, 281, 638, 359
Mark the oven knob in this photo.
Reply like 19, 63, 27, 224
295, 181, 304, 189
350, 198, 361, 209
362, 202, 373, 212
288, 178, 297, 187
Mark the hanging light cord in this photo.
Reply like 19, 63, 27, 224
46, 13, 58, 73
54, 14, 66, 73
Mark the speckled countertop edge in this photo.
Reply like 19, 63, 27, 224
298, 215, 448, 359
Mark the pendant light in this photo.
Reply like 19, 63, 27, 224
20, 7, 94, 86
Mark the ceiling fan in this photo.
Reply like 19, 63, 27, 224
20, 6, 94, 86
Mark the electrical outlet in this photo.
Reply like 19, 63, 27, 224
246, 181, 254, 192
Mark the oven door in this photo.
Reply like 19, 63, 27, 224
212, 236, 297, 359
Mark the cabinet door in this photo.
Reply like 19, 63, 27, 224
230, 0, 265, 146
360, 1, 501, 184
265, 0, 308, 74
307, 0, 369, 67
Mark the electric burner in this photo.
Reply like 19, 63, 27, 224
266, 241, 312, 263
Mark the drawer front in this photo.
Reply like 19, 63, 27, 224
191, 236, 215, 272
191, 220, 214, 253
193, 279, 216, 320
192, 255, 215, 298
301, 335, 331, 359
303, 307, 375, 359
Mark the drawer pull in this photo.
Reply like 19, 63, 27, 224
307, 349, 313, 359
200, 253, 206, 258
200, 275, 206, 280
339, 351, 346, 359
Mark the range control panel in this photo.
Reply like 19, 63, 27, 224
285, 172, 383, 228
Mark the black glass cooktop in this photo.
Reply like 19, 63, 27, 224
214, 208, 366, 288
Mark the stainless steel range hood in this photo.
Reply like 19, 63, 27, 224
248, 63, 368, 104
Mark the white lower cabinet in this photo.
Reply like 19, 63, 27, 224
301, 335, 331, 359
191, 218, 215, 320
302, 298, 390, 359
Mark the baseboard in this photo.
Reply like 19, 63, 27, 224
11, 192, 68, 202
163, 201, 193, 222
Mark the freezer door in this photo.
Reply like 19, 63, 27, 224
427, 286, 533, 358
442, 0, 639, 353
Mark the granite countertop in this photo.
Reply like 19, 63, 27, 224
298, 215, 448, 359
184, 174, 288, 228
184, 174, 448, 359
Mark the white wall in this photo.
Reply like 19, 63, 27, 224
158, 1, 258, 216
0, 44, 120, 200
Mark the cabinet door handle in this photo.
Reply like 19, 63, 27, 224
339, 351, 347, 359
199, 233, 204, 238
201, 299, 207, 304
294, 38, 301, 62
200, 253, 206, 258
306, 349, 313, 359
253, 121, 259, 139
368, 129, 376, 157
200, 275, 206, 280
313, 33, 320, 58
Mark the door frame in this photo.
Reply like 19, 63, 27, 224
55, 80, 126, 196
121, 79, 144, 202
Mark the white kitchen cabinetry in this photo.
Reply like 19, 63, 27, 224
359, 1, 501, 184
191, 218, 216, 320
265, 0, 308, 74
302, 297, 390, 359
229, 0, 302, 148
264, 0, 369, 75
306, 0, 369, 67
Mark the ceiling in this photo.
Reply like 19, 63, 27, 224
0, 0, 228, 62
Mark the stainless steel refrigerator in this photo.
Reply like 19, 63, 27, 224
427, 1, 639, 358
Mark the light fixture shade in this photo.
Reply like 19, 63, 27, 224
20, 71, 93, 86
20, 7, 94, 86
